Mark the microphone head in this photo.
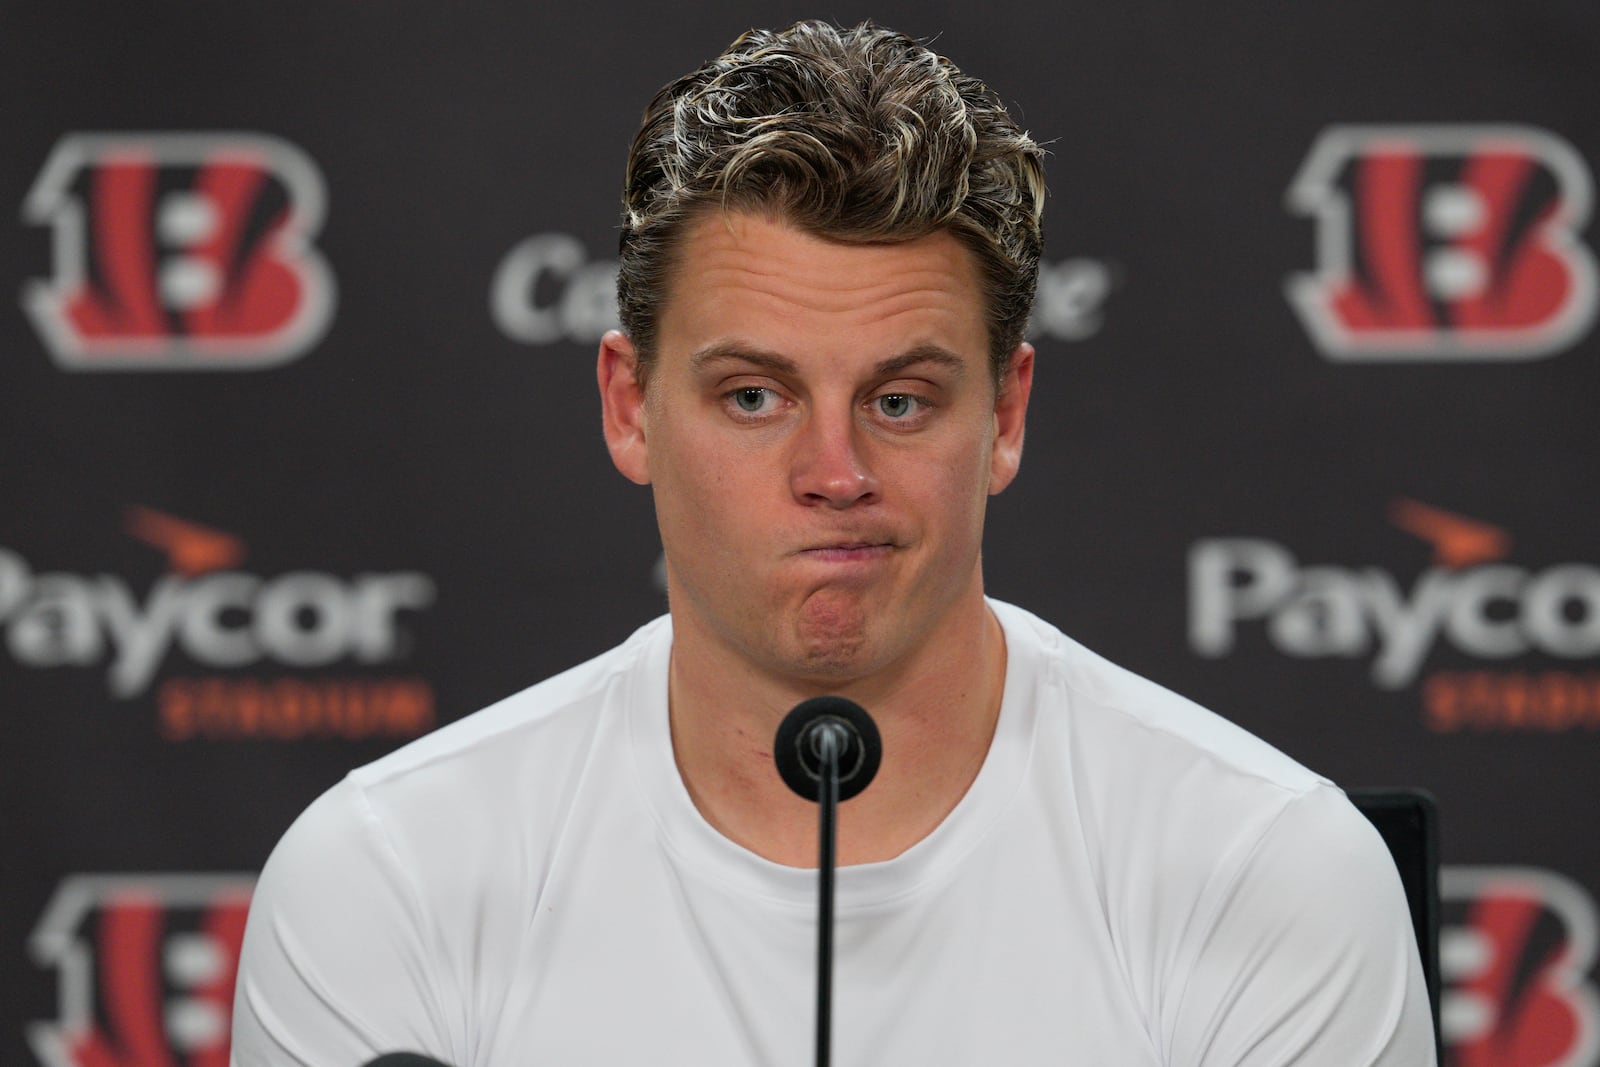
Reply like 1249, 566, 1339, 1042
364, 1056, 454, 1067
774, 695, 882, 802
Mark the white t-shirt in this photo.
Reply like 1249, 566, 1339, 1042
232, 600, 1435, 1066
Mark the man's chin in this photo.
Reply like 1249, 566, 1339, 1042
788, 637, 871, 682
781, 605, 904, 687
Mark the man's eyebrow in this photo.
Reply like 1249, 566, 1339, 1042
688, 343, 969, 379
872, 345, 968, 379
690, 344, 799, 375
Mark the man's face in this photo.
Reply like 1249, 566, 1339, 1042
600, 211, 1032, 686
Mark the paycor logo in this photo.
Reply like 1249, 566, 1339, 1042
490, 233, 1115, 345
1, 508, 436, 739
1189, 500, 1600, 731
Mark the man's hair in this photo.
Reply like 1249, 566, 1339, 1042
617, 19, 1046, 383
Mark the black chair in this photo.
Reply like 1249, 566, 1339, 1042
1347, 787, 1440, 1060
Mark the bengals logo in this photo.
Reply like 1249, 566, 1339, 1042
28, 873, 255, 1067
21, 132, 335, 371
1286, 125, 1598, 361
1442, 866, 1600, 1066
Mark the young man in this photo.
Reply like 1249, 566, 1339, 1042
233, 21, 1434, 1065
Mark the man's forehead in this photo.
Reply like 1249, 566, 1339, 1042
656, 210, 989, 363
673, 209, 978, 277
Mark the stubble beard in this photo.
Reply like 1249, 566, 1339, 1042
709, 585, 881, 687
789, 587, 872, 678
664, 567, 875, 686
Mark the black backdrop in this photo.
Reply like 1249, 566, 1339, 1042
5, 3, 1599, 1063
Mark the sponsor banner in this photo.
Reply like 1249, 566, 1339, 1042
29, 873, 256, 1067
22, 132, 335, 371
489, 232, 1116, 345
27, 864, 1598, 1067
1442, 865, 1600, 1067
2, 507, 436, 740
1287, 124, 1597, 362
1188, 499, 1600, 732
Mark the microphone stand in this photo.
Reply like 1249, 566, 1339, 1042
773, 697, 881, 1067
813, 722, 847, 1067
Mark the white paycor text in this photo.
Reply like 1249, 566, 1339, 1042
1189, 538, 1600, 688
0, 548, 435, 698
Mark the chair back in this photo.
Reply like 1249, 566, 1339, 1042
1348, 787, 1440, 1059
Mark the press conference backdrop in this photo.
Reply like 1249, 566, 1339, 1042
3, 2, 1597, 1063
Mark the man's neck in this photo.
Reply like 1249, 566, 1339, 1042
665, 596, 1008, 868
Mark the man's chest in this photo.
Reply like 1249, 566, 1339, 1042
472, 847, 1163, 1066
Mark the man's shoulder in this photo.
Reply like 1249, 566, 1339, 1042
261, 613, 672, 872
993, 598, 1329, 803
250, 614, 673, 920
352, 613, 672, 790
992, 601, 1414, 1022
992, 597, 1361, 896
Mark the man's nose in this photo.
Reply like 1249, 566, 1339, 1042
789, 409, 881, 508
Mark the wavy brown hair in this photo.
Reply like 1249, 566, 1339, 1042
617, 19, 1046, 384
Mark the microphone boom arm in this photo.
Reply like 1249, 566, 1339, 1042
773, 698, 883, 1067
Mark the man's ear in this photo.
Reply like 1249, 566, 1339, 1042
989, 342, 1034, 495
598, 330, 651, 485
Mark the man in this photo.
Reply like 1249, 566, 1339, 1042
233, 20, 1434, 1065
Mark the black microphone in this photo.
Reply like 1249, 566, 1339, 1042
363, 1055, 454, 1067
774, 695, 882, 802
774, 696, 883, 1067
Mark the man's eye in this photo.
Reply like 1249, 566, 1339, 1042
876, 394, 917, 418
732, 387, 773, 413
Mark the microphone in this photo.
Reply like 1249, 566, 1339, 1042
773, 696, 882, 1067
363, 1055, 454, 1067
774, 695, 882, 803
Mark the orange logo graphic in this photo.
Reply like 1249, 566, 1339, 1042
125, 507, 247, 576
1388, 498, 1513, 569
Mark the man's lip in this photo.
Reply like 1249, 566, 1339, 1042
795, 536, 897, 550
794, 541, 896, 559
